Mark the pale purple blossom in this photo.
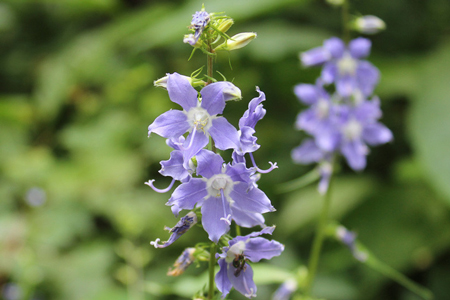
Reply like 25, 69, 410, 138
215, 226, 284, 298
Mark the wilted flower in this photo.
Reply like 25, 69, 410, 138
150, 212, 197, 248
167, 247, 196, 276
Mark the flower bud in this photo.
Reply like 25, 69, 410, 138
215, 32, 257, 51
326, 0, 345, 6
154, 74, 205, 89
352, 15, 386, 34
217, 18, 234, 33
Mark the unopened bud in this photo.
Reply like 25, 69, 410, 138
154, 74, 205, 89
217, 18, 234, 33
326, 0, 345, 6
215, 32, 257, 51
352, 15, 386, 34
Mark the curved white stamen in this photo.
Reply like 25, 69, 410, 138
150, 238, 161, 248
249, 153, 278, 174
243, 275, 256, 298
145, 178, 176, 193
179, 127, 197, 151
219, 190, 231, 225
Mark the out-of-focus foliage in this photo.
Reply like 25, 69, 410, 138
0, 0, 449, 299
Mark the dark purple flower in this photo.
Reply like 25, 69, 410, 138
148, 73, 241, 162
215, 226, 284, 298
166, 151, 275, 243
150, 212, 197, 248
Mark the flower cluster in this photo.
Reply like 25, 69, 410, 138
292, 37, 393, 193
147, 9, 283, 298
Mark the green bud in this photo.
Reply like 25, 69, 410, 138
215, 32, 257, 51
351, 15, 386, 34
217, 18, 234, 33
154, 74, 206, 89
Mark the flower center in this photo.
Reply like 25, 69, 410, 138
342, 118, 362, 140
337, 53, 357, 75
316, 98, 330, 119
187, 107, 212, 133
225, 241, 246, 263
206, 173, 234, 198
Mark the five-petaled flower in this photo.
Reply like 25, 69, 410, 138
215, 226, 284, 298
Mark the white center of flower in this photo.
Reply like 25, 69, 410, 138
338, 53, 357, 75
225, 241, 246, 263
316, 98, 330, 119
206, 173, 234, 198
342, 119, 362, 140
187, 106, 212, 133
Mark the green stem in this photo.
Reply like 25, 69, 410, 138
235, 223, 241, 236
276, 168, 321, 194
304, 178, 333, 296
208, 242, 217, 299
207, 44, 214, 84
342, 0, 350, 43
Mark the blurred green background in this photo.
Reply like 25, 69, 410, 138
1, 0, 450, 299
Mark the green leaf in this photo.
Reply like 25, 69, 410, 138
409, 41, 450, 205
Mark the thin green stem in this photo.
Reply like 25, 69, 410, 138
342, 0, 350, 43
235, 223, 241, 236
304, 178, 333, 296
207, 44, 214, 84
208, 242, 217, 299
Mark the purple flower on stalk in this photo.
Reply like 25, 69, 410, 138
166, 150, 275, 243
184, 10, 210, 46
215, 226, 284, 299
148, 73, 241, 164
301, 37, 380, 97
150, 212, 197, 248
339, 96, 392, 170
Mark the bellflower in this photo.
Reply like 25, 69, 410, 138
150, 212, 197, 248
166, 150, 275, 243
167, 247, 196, 276
301, 37, 380, 97
215, 226, 284, 298
339, 96, 393, 170
148, 73, 241, 164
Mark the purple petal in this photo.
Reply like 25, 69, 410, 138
301, 47, 330, 66
321, 62, 338, 84
354, 97, 382, 121
167, 178, 207, 216
230, 182, 274, 215
229, 226, 276, 246
349, 37, 371, 59
239, 88, 266, 129
227, 262, 257, 298
291, 139, 324, 164
323, 37, 345, 58
336, 75, 356, 98
215, 259, 232, 298
356, 61, 380, 96
294, 84, 319, 105
341, 139, 368, 171
201, 197, 231, 243
148, 110, 190, 138
244, 237, 284, 263
238, 126, 260, 155
231, 206, 265, 228
196, 150, 224, 179
167, 73, 199, 111
362, 123, 393, 145
160, 150, 190, 182
209, 117, 239, 150
182, 130, 209, 169
201, 81, 240, 115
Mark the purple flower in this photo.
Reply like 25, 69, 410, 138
150, 212, 197, 248
148, 73, 241, 162
336, 226, 367, 262
339, 96, 393, 170
301, 37, 380, 97
294, 83, 340, 152
215, 226, 284, 298
184, 10, 210, 46
166, 150, 275, 243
